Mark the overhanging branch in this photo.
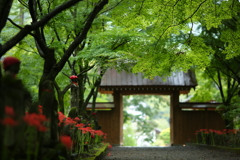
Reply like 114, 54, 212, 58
0, 0, 83, 56
51, 0, 109, 80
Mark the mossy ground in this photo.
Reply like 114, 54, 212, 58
82, 143, 109, 160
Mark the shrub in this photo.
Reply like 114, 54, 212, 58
195, 129, 240, 148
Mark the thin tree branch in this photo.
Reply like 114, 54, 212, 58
62, 84, 72, 95
156, 0, 207, 47
77, 65, 95, 77
101, 0, 124, 14
62, 72, 70, 78
1, 0, 83, 56
51, 0, 108, 80
18, 0, 28, 8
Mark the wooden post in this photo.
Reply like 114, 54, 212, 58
170, 90, 183, 145
110, 91, 123, 146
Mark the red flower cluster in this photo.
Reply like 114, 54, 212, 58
1, 106, 48, 132
58, 112, 108, 151
60, 135, 72, 149
195, 128, 240, 135
77, 126, 107, 139
2, 117, 18, 126
58, 112, 66, 124
5, 106, 15, 116
94, 130, 106, 137
74, 117, 81, 122
58, 112, 78, 126
79, 127, 94, 134
23, 113, 48, 132
1, 106, 18, 126
75, 123, 85, 128
195, 128, 240, 147
38, 105, 43, 114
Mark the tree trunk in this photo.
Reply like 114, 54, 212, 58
71, 85, 79, 109
78, 74, 85, 115
38, 49, 59, 147
0, 0, 13, 32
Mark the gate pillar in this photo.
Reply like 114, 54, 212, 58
109, 91, 123, 146
170, 90, 183, 145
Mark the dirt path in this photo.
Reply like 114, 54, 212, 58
102, 145, 240, 160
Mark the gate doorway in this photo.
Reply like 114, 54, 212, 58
96, 68, 226, 145
122, 95, 170, 147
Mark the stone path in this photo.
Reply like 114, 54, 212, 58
102, 145, 240, 160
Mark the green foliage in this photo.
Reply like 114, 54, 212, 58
153, 118, 169, 131
123, 120, 137, 146
96, 93, 113, 102
3, 47, 43, 102
188, 69, 220, 102
223, 97, 240, 129
108, 0, 240, 78
160, 128, 170, 145
123, 95, 170, 145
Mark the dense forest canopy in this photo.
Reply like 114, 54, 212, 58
2, 1, 240, 74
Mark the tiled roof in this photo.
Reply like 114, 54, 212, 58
100, 68, 197, 87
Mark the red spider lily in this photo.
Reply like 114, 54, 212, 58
196, 129, 235, 135
65, 117, 77, 126
58, 112, 76, 126
5, 106, 15, 116
37, 114, 48, 122
58, 112, 67, 126
215, 130, 225, 135
75, 123, 85, 128
209, 129, 214, 133
79, 127, 94, 134
73, 117, 80, 122
92, 112, 96, 116
91, 135, 95, 138
60, 135, 72, 149
58, 112, 67, 122
94, 130, 104, 136
1, 117, 18, 126
23, 113, 48, 132
38, 125, 48, 132
108, 144, 112, 149
38, 105, 43, 114
85, 127, 94, 131
103, 134, 107, 139
227, 129, 236, 134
